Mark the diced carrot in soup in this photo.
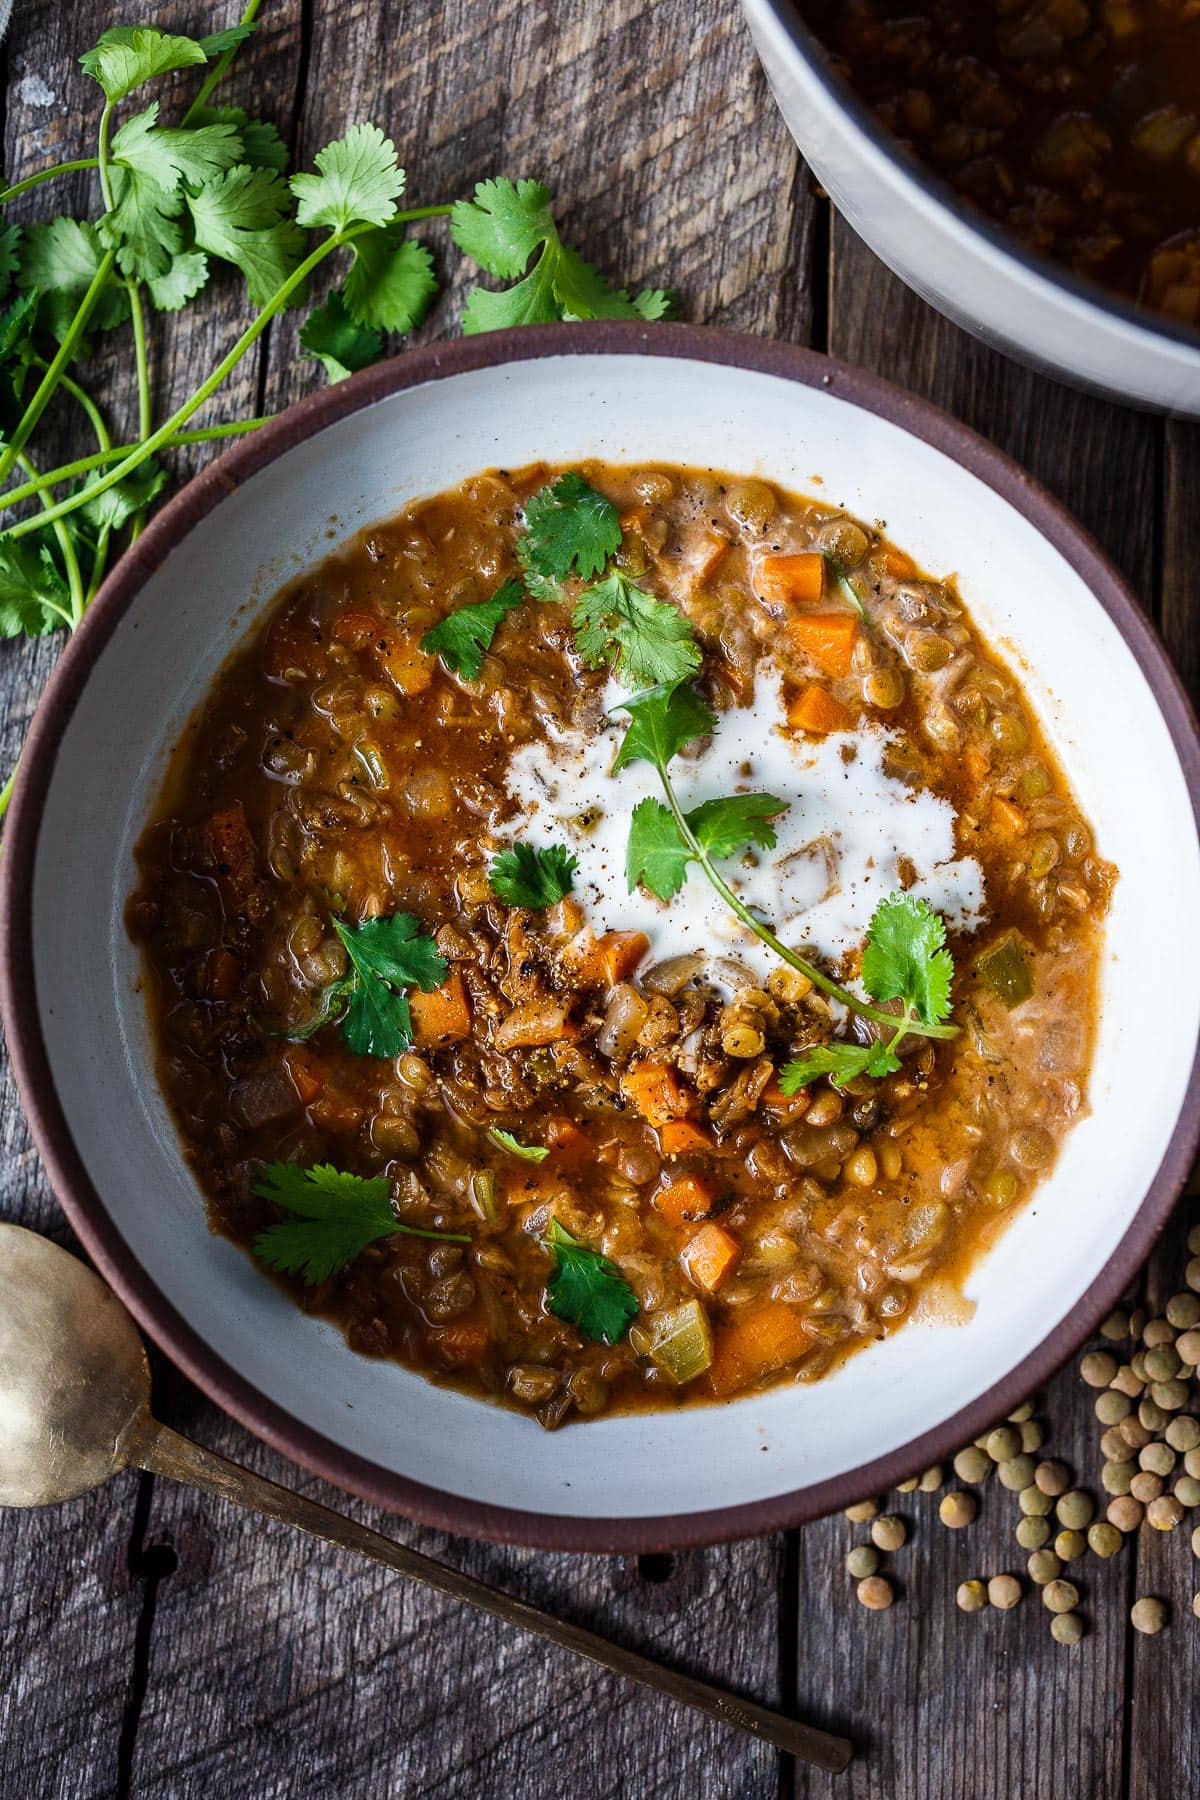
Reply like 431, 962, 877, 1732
378, 631, 434, 696
428, 1311, 491, 1366
410, 970, 472, 1047
659, 1119, 714, 1157
654, 1173, 715, 1227
203, 802, 258, 909
494, 999, 576, 1051
706, 1302, 812, 1397
681, 1222, 741, 1293
283, 1046, 326, 1107
620, 1060, 694, 1127
787, 684, 853, 735
787, 611, 858, 678
757, 551, 825, 606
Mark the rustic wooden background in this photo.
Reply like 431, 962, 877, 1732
2, 0, 1199, 1794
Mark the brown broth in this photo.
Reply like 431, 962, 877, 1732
127, 462, 1115, 1427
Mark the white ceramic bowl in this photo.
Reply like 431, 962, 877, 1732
741, 0, 1200, 417
4, 324, 1199, 1550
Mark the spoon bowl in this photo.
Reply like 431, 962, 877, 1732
0, 1223, 149, 1506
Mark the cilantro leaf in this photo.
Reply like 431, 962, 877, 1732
626, 792, 784, 902
111, 104, 243, 193
489, 841, 578, 908
252, 1161, 468, 1286
79, 26, 208, 103
0, 536, 72, 637
188, 166, 306, 306
612, 681, 716, 774
520, 472, 621, 586
78, 459, 167, 531
343, 225, 437, 332
626, 796, 690, 901
487, 1128, 550, 1162
573, 570, 702, 691
777, 1040, 902, 1095
290, 123, 404, 232
299, 289, 383, 383
861, 892, 954, 1027
18, 218, 129, 336
419, 576, 523, 679
196, 23, 258, 55
633, 288, 674, 321
331, 912, 447, 1057
450, 179, 556, 277
542, 1218, 639, 1344
687, 793, 785, 860
451, 177, 673, 335
146, 250, 210, 312
192, 105, 289, 173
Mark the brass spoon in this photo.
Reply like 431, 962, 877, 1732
0, 1224, 851, 1773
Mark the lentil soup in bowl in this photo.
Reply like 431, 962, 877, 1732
4, 324, 1199, 1548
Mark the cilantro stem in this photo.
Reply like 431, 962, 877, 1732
124, 278, 153, 544
0, 158, 102, 206
183, 0, 264, 125
0, 243, 118, 488
0, 418, 272, 512
657, 767, 958, 1041
0, 767, 16, 822
15, 453, 84, 626
5, 228, 364, 543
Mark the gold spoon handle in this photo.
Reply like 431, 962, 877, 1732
134, 1416, 851, 1773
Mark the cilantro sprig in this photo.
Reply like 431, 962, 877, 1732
612, 682, 959, 1045
489, 842, 578, 908
252, 1161, 468, 1286
0, 22, 671, 823
542, 1219, 639, 1344
487, 1128, 550, 1162
778, 893, 956, 1092
419, 577, 524, 679
330, 913, 447, 1058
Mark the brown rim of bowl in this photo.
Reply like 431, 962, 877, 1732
2, 320, 1199, 1554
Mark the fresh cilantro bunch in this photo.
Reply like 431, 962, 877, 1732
253, 1161, 468, 1285
0, 15, 673, 822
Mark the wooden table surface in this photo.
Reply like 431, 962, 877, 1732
2, 1, 1199, 1794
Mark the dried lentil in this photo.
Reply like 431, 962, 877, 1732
956, 1579, 988, 1613
1055, 1529, 1086, 1562
871, 1515, 906, 1552
1027, 1549, 1063, 1585
1035, 1460, 1070, 1497
1095, 1391, 1132, 1425
845, 1499, 880, 1522
1056, 1491, 1095, 1530
1019, 1485, 1054, 1517
1108, 1496, 1145, 1532
1017, 1516, 1051, 1551
1051, 1612, 1085, 1645
847, 1545, 881, 1579
940, 1491, 977, 1529
1042, 1579, 1079, 1614
1080, 1351, 1117, 1387
1131, 1596, 1167, 1634
1148, 1495, 1185, 1531
986, 1426, 1022, 1462
953, 1446, 993, 1484
1087, 1522, 1123, 1558
857, 1575, 894, 1611
988, 1574, 1021, 1609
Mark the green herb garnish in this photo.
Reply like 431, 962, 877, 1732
329, 912, 447, 1057
778, 892, 956, 1092
253, 1161, 469, 1286
449, 179, 673, 334
419, 577, 524, 679
542, 1218, 639, 1344
487, 1128, 550, 1162
489, 842, 578, 908
612, 682, 959, 1047
573, 571, 704, 691
519, 472, 622, 593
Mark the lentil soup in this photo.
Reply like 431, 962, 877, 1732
127, 462, 1115, 1429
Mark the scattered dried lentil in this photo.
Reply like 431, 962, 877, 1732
1108, 1496, 1145, 1533
1119, 1415, 1152, 1451
1186, 1257, 1200, 1292
956, 1579, 988, 1613
1042, 1579, 1078, 1613
856, 1575, 894, 1611
1175, 1330, 1200, 1365
1144, 1344, 1182, 1381
1110, 1365, 1144, 1399
1035, 1460, 1070, 1497
1130, 1472, 1164, 1504
953, 1447, 993, 1485
1174, 1476, 1200, 1508
871, 1515, 906, 1552
918, 1466, 943, 1494
1080, 1351, 1118, 1388
1056, 1490, 1095, 1530
1142, 1318, 1176, 1349
998, 1454, 1037, 1492
1140, 1442, 1177, 1477
1051, 1612, 1085, 1645
1019, 1421, 1044, 1454
1007, 1401, 1036, 1424
988, 1574, 1022, 1610
1166, 1292, 1200, 1330
1139, 1397, 1169, 1432
1102, 1460, 1135, 1496
1054, 1529, 1086, 1562
1100, 1310, 1129, 1341
1151, 1380, 1188, 1412
1189, 1225, 1200, 1255
1166, 1416, 1200, 1453
846, 1545, 880, 1579
1028, 1549, 1063, 1585
895, 1477, 920, 1494
1186, 1448, 1200, 1479
1131, 1596, 1167, 1635
845, 1499, 880, 1523
1147, 1495, 1185, 1531
940, 1491, 977, 1529
1096, 1391, 1132, 1425
1019, 1485, 1054, 1517
986, 1426, 1022, 1462
1017, 1516, 1052, 1550
1087, 1522, 1123, 1558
